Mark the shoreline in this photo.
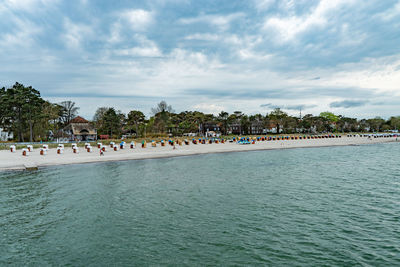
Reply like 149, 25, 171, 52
0, 137, 398, 172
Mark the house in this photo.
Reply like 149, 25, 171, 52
0, 128, 13, 141
228, 123, 241, 135
201, 122, 221, 136
206, 130, 220, 138
64, 116, 97, 141
203, 122, 220, 132
250, 121, 265, 135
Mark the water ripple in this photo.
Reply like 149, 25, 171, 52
1, 143, 400, 266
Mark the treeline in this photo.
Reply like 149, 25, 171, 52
92, 104, 400, 138
0, 83, 79, 142
1, 82, 400, 141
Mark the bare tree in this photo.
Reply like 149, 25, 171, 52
93, 107, 108, 122
60, 101, 79, 125
151, 101, 174, 115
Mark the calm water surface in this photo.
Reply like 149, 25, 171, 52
1, 143, 400, 266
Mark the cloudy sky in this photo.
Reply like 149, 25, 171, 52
1, 0, 400, 119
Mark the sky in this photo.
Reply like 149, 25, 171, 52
1, 0, 400, 119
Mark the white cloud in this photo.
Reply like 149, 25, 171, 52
184, 33, 220, 41
10, 43, 399, 118
2, 0, 57, 12
263, 0, 355, 42
337, 23, 367, 47
114, 35, 162, 57
62, 18, 93, 49
121, 9, 153, 31
323, 56, 400, 94
1, 0, 399, 119
184, 33, 253, 45
167, 48, 223, 68
116, 46, 161, 57
193, 103, 225, 114
184, 32, 266, 61
254, 0, 275, 11
108, 22, 122, 43
91, 48, 226, 98
179, 13, 244, 31
238, 49, 271, 60
0, 17, 42, 48
378, 1, 400, 21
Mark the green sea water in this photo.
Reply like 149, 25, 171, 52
1, 143, 400, 266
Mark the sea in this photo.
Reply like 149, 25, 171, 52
1, 143, 400, 266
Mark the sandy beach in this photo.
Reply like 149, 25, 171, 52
0, 136, 398, 171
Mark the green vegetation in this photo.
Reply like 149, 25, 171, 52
1, 82, 400, 143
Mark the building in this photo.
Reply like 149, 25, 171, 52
64, 116, 97, 141
197, 122, 221, 136
203, 122, 220, 133
0, 128, 13, 141
228, 123, 241, 135
250, 121, 265, 135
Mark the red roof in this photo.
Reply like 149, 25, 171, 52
70, 116, 89, 123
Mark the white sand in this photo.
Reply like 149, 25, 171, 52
0, 136, 398, 171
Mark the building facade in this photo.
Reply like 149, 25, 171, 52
63, 116, 97, 141
0, 128, 13, 141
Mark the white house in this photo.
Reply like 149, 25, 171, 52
0, 128, 13, 141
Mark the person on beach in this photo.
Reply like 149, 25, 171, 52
100, 150, 104, 156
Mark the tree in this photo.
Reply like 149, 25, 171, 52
233, 111, 243, 118
0, 87, 9, 131
93, 107, 108, 130
359, 119, 369, 132
389, 116, 400, 131
268, 108, 288, 134
193, 111, 206, 135
93, 107, 108, 122
283, 116, 298, 133
231, 111, 244, 134
300, 114, 314, 133
336, 116, 358, 132
218, 111, 229, 135
381, 124, 391, 131
151, 100, 174, 115
97, 108, 124, 137
319, 112, 339, 132
366, 117, 385, 132
127, 110, 145, 137
151, 101, 174, 134
25, 87, 44, 142
34, 101, 62, 141
240, 115, 250, 135
60, 101, 79, 125
0, 82, 44, 142
319, 112, 339, 122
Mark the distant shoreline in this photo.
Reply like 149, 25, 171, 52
0, 137, 398, 172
